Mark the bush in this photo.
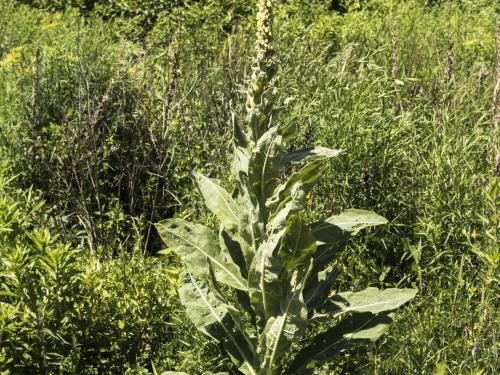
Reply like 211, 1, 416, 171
0, 166, 199, 374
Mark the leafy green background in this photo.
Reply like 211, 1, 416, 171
0, 0, 498, 373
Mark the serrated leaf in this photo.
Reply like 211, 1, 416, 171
281, 146, 341, 165
194, 172, 239, 229
287, 312, 394, 374
156, 219, 247, 290
179, 275, 257, 374
322, 287, 417, 316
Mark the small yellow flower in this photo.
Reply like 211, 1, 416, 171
463, 39, 479, 48
0, 45, 25, 66
467, 286, 477, 296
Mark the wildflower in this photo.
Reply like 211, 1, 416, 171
464, 325, 470, 339
472, 342, 479, 357
420, 282, 428, 294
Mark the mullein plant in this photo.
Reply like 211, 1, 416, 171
156, 1, 416, 374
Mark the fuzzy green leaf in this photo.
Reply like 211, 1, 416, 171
287, 312, 394, 374
281, 146, 341, 165
310, 209, 388, 245
322, 287, 417, 316
279, 214, 317, 273
303, 265, 338, 311
178, 275, 257, 374
219, 226, 248, 278
267, 182, 305, 234
267, 159, 328, 210
248, 230, 284, 321
194, 172, 239, 229
309, 209, 388, 274
156, 219, 247, 290
248, 127, 283, 210
261, 270, 309, 372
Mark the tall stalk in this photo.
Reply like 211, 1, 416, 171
493, 18, 500, 176
157, 1, 416, 374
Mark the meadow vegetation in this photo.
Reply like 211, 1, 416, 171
0, 0, 498, 374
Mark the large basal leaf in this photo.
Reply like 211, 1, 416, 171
248, 127, 283, 212
286, 312, 394, 374
322, 287, 417, 316
281, 146, 341, 165
156, 219, 247, 290
194, 172, 239, 229
248, 230, 284, 321
310, 209, 387, 245
178, 275, 257, 375
279, 214, 317, 273
205, 261, 258, 374
261, 270, 309, 373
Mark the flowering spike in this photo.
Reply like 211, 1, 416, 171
245, 0, 277, 143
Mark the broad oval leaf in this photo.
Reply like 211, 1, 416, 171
281, 146, 341, 165
194, 172, 239, 229
322, 287, 417, 316
248, 127, 283, 211
287, 312, 394, 374
248, 230, 284, 321
310, 209, 388, 245
261, 270, 309, 372
179, 275, 257, 375
278, 214, 317, 273
156, 218, 247, 290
